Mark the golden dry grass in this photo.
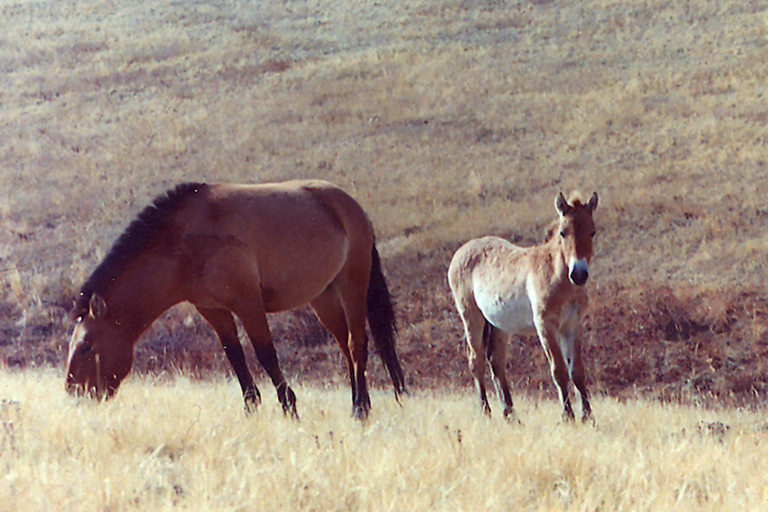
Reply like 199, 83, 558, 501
3, 369, 768, 512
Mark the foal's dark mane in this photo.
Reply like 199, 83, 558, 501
72, 183, 207, 319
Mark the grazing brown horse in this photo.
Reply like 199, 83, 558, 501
448, 192, 598, 423
66, 180, 406, 420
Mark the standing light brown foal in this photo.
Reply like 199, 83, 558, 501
448, 192, 598, 423
66, 180, 405, 420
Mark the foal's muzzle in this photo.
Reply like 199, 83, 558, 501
569, 259, 589, 286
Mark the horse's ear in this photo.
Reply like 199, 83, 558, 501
587, 192, 599, 212
555, 192, 569, 215
89, 293, 108, 320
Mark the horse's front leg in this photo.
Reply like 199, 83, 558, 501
237, 307, 299, 420
196, 307, 261, 414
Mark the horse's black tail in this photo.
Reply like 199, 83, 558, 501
367, 242, 406, 399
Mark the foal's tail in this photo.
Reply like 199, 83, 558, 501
367, 242, 406, 399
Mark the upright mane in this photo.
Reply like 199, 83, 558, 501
72, 182, 207, 318
543, 192, 587, 242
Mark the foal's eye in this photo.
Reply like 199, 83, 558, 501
559, 231, 566, 238
591, 231, 596, 238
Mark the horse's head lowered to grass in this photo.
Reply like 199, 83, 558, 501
66, 292, 134, 400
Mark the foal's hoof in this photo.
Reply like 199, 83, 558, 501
582, 413, 595, 427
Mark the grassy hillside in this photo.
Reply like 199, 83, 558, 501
2, 370, 768, 511
1, 0, 768, 404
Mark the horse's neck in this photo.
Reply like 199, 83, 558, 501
103, 261, 183, 338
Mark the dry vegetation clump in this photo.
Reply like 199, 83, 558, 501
1, 0, 768, 408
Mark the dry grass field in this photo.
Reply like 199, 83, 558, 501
2, 0, 768, 508
3, 370, 768, 511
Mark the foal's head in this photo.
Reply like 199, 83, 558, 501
554, 191, 598, 286
66, 293, 134, 400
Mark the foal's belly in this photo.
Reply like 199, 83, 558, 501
474, 284, 536, 335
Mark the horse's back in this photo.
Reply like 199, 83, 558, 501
174, 180, 371, 311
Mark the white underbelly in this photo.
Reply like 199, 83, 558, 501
474, 282, 535, 335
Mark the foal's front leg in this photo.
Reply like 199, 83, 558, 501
568, 336, 593, 424
535, 318, 576, 422
561, 296, 593, 424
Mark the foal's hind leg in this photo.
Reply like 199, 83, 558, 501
486, 327, 516, 421
196, 307, 260, 414
456, 304, 492, 416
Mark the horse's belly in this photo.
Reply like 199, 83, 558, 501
474, 286, 535, 335
259, 243, 348, 312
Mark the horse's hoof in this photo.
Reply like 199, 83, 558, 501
284, 405, 300, 421
503, 410, 523, 426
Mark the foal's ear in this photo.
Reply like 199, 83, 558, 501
587, 192, 599, 213
555, 192, 570, 215
89, 293, 108, 320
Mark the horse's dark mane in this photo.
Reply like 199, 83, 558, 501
73, 182, 207, 318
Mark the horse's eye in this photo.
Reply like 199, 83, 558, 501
559, 231, 566, 238
591, 231, 596, 238
80, 344, 93, 356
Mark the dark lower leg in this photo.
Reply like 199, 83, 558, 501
552, 365, 575, 422
254, 343, 298, 419
197, 307, 260, 414
478, 382, 491, 417
571, 365, 593, 424
221, 340, 261, 413
353, 368, 370, 420
351, 338, 370, 420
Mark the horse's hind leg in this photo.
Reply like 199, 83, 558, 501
337, 290, 371, 421
310, 288, 356, 411
196, 307, 261, 414
486, 327, 515, 421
